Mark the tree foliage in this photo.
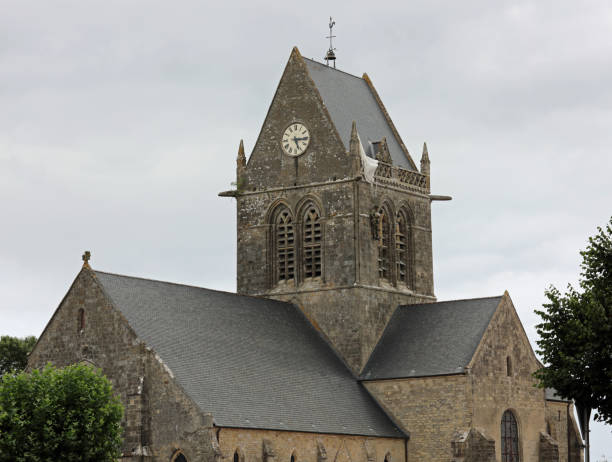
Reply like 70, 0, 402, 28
535, 216, 612, 425
0, 336, 37, 377
0, 363, 123, 461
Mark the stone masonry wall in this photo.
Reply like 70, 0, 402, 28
234, 47, 435, 374
467, 293, 548, 462
451, 428, 496, 462
546, 401, 583, 462
237, 181, 356, 294
364, 375, 471, 461
272, 286, 430, 373
244, 48, 350, 191
27, 268, 219, 462
236, 179, 434, 373
218, 428, 405, 462
355, 180, 434, 297
547, 401, 570, 462
540, 432, 560, 462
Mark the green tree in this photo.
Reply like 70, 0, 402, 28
535, 217, 612, 461
0, 363, 123, 462
0, 336, 37, 377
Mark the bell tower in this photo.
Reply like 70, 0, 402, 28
221, 47, 447, 373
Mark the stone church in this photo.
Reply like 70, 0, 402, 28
27, 47, 583, 462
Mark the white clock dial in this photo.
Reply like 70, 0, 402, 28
281, 123, 310, 156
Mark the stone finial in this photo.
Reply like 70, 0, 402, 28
237, 139, 247, 180
82, 251, 91, 268
349, 121, 359, 152
420, 142, 430, 175
349, 121, 362, 175
375, 137, 392, 164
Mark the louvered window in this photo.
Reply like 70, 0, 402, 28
377, 209, 390, 280
501, 410, 520, 462
276, 209, 295, 282
395, 214, 407, 284
303, 207, 322, 279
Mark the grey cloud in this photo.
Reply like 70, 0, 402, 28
1, 0, 610, 455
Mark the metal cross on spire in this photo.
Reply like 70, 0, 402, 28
324, 17, 337, 68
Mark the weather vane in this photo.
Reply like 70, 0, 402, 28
324, 17, 336, 68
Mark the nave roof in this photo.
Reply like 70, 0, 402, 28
94, 270, 405, 438
361, 296, 503, 380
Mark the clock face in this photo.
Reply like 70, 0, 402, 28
281, 122, 310, 156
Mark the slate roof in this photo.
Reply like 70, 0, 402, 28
94, 271, 404, 438
361, 296, 502, 380
304, 58, 415, 170
545, 388, 570, 402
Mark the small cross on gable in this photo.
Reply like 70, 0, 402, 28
82, 250, 91, 267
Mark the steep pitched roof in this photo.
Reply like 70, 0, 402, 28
303, 58, 416, 170
361, 296, 502, 380
93, 271, 404, 438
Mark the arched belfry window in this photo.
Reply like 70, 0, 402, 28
395, 210, 412, 287
302, 205, 322, 279
233, 450, 240, 462
377, 207, 392, 281
501, 410, 520, 462
275, 206, 295, 282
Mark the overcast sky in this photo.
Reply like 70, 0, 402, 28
1, 0, 610, 456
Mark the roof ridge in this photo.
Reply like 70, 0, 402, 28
302, 57, 364, 81
399, 295, 503, 308
93, 270, 288, 304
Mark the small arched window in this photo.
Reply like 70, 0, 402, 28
384, 452, 392, 462
501, 410, 520, 462
275, 207, 295, 282
303, 206, 322, 279
377, 207, 391, 281
290, 452, 297, 462
233, 451, 240, 462
506, 356, 512, 376
171, 451, 188, 462
78, 308, 85, 332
